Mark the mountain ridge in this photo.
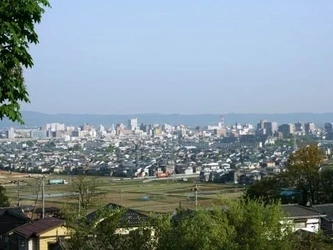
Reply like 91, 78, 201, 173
0, 111, 333, 128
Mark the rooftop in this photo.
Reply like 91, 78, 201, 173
281, 204, 325, 219
14, 217, 64, 238
0, 207, 29, 221
312, 203, 333, 220
86, 203, 148, 227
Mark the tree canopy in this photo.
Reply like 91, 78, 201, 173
64, 199, 296, 250
69, 175, 100, 212
286, 145, 325, 205
0, 186, 10, 207
0, 0, 50, 124
245, 145, 330, 206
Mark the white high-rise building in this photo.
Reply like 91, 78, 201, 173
6, 127, 15, 140
128, 118, 138, 131
44, 123, 65, 132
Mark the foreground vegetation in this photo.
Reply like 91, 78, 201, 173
0, 0, 50, 123
63, 199, 333, 250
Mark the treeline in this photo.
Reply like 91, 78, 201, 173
64, 199, 333, 250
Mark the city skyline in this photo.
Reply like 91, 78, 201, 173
3, 111, 333, 129
23, 0, 333, 114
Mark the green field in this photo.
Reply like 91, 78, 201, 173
2, 172, 245, 214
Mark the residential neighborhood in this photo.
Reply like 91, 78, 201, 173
1, 118, 333, 184
1, 118, 333, 248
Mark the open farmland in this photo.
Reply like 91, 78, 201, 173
1, 171, 245, 214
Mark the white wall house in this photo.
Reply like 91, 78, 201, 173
281, 204, 325, 233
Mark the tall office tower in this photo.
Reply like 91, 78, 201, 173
278, 123, 295, 138
218, 115, 225, 128
294, 122, 304, 132
264, 121, 278, 136
324, 123, 333, 133
128, 118, 138, 131
6, 127, 15, 139
304, 122, 316, 135
256, 120, 277, 136
257, 119, 267, 130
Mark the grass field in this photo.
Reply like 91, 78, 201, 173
1, 171, 245, 214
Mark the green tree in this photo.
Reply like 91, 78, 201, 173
107, 144, 115, 153
0, 0, 50, 124
63, 198, 333, 250
0, 185, 10, 207
64, 205, 154, 250
154, 199, 292, 250
244, 173, 303, 204
154, 207, 235, 250
26, 140, 34, 147
70, 175, 99, 212
319, 167, 333, 203
226, 199, 292, 250
286, 145, 325, 205
245, 146, 329, 205
244, 176, 283, 203
289, 230, 333, 250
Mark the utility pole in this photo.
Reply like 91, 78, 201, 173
78, 193, 81, 215
135, 143, 139, 168
191, 184, 198, 209
42, 177, 45, 218
195, 184, 198, 209
17, 180, 20, 207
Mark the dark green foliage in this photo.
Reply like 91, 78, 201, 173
286, 145, 325, 205
289, 231, 333, 250
0, 185, 10, 207
246, 145, 331, 206
0, 0, 50, 124
64, 206, 154, 250
154, 207, 234, 250
320, 167, 333, 203
26, 140, 34, 147
244, 176, 283, 203
153, 199, 292, 250
107, 144, 115, 153
63, 198, 333, 250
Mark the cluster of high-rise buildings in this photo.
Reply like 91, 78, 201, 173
2, 117, 333, 141
4, 123, 97, 140
255, 120, 318, 138
1, 119, 177, 140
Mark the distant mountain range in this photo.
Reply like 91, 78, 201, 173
1, 111, 333, 128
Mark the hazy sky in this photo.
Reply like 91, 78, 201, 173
23, 0, 333, 114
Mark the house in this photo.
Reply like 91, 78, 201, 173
86, 203, 149, 235
0, 207, 30, 249
312, 203, 333, 234
9, 217, 69, 250
34, 207, 61, 220
281, 204, 325, 233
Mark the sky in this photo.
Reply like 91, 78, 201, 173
23, 0, 333, 114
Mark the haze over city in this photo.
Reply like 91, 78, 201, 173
24, 0, 333, 114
